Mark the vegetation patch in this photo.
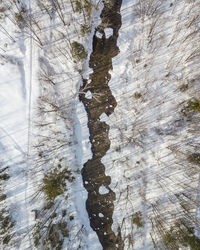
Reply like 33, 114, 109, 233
0, 5, 6, 19
132, 211, 143, 228
135, 58, 140, 63
75, 0, 82, 13
41, 167, 74, 201
162, 220, 200, 249
187, 153, 200, 165
69, 215, 74, 221
0, 207, 15, 245
71, 41, 87, 61
3, 234, 12, 245
186, 98, 200, 112
83, 0, 92, 16
15, 6, 26, 26
0, 194, 6, 202
0, 173, 10, 181
33, 220, 69, 249
134, 92, 142, 99
182, 233, 200, 250
80, 24, 91, 36
182, 98, 200, 115
180, 84, 188, 92
0, 7, 6, 12
74, 0, 92, 16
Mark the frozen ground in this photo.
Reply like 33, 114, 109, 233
101, 0, 200, 249
0, 0, 200, 249
0, 0, 102, 249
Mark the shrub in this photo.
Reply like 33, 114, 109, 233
135, 59, 140, 63
80, 24, 91, 36
162, 220, 200, 249
75, 0, 82, 13
0, 194, 6, 202
2, 215, 10, 228
182, 234, 200, 250
134, 92, 142, 99
75, 0, 92, 16
83, 0, 92, 16
187, 153, 200, 165
132, 211, 143, 228
3, 234, 12, 245
41, 168, 74, 201
182, 98, 200, 115
187, 98, 200, 112
162, 231, 178, 249
62, 210, 67, 217
0, 7, 6, 12
69, 215, 74, 221
180, 84, 188, 92
0, 211, 15, 234
71, 41, 87, 61
15, 6, 26, 24
0, 173, 10, 181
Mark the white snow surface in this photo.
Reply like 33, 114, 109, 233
0, 0, 200, 249
101, 0, 200, 249
0, 0, 102, 249
104, 28, 113, 39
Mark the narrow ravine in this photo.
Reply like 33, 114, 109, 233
79, 0, 123, 249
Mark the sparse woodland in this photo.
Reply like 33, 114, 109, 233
0, 0, 200, 249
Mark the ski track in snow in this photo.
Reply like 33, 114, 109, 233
23, 0, 33, 247
0, 0, 37, 248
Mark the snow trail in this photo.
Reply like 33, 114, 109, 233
23, 0, 33, 247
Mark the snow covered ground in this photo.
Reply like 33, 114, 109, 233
101, 0, 200, 249
0, 0, 38, 247
0, 0, 200, 249
0, 0, 102, 249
